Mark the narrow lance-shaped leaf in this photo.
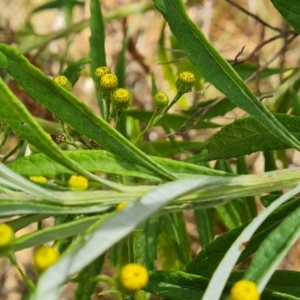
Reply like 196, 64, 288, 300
0, 43, 176, 181
153, 0, 300, 151
89, 0, 106, 113
270, 0, 300, 34
201, 184, 300, 300
205, 114, 300, 160
244, 205, 300, 292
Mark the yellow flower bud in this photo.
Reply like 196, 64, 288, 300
0, 223, 14, 249
34, 246, 60, 273
153, 92, 169, 109
100, 74, 118, 90
230, 280, 260, 300
116, 201, 128, 211
68, 175, 88, 191
176, 71, 195, 93
120, 263, 148, 291
53, 75, 72, 91
112, 88, 131, 111
29, 176, 47, 184
95, 66, 111, 79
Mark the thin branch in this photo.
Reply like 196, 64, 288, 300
226, 0, 282, 32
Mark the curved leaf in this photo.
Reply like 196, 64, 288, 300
8, 150, 230, 179
205, 114, 300, 160
244, 205, 300, 292
201, 184, 300, 300
62, 57, 91, 86
271, 0, 300, 34
153, 0, 300, 151
0, 201, 109, 217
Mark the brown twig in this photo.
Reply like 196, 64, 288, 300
226, 0, 282, 32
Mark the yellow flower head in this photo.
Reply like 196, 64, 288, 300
116, 201, 128, 211
53, 75, 72, 91
176, 71, 195, 93
112, 88, 131, 111
0, 223, 14, 249
95, 66, 111, 79
120, 263, 148, 291
153, 92, 169, 109
30, 176, 47, 184
68, 175, 88, 191
34, 246, 60, 273
230, 280, 260, 300
100, 74, 118, 90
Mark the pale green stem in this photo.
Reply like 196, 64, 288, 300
9, 253, 35, 291
134, 107, 159, 144
134, 91, 185, 144
2, 140, 23, 163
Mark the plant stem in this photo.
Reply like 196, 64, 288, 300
134, 91, 185, 144
2, 139, 23, 163
134, 107, 159, 144
8, 253, 35, 292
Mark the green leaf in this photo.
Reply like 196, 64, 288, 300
89, 0, 106, 113
8, 150, 230, 179
244, 205, 300, 292
153, 0, 300, 151
11, 216, 107, 253
271, 0, 300, 33
200, 184, 300, 300
186, 194, 300, 277
145, 271, 293, 300
205, 114, 300, 160
143, 217, 160, 270
140, 140, 202, 157
7, 215, 49, 232
0, 43, 176, 182
194, 208, 215, 246
0, 201, 109, 217
62, 57, 91, 86
75, 254, 105, 300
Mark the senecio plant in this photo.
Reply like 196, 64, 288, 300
1, 0, 300, 299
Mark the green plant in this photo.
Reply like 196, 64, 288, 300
1, 0, 300, 299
